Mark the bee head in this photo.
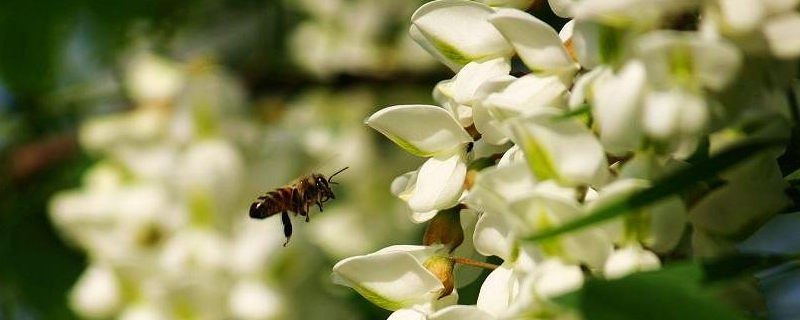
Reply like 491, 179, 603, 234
313, 173, 331, 191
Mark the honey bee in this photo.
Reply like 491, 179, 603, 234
249, 167, 348, 246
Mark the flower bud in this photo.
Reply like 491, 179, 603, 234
423, 208, 464, 252
423, 255, 456, 299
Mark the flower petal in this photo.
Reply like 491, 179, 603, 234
477, 263, 516, 317
411, 210, 441, 224
408, 150, 468, 213
508, 189, 612, 267
763, 12, 800, 59
484, 74, 568, 118
411, 0, 514, 71
473, 76, 516, 145
430, 305, 496, 320
332, 250, 444, 311
636, 31, 742, 91
466, 162, 537, 215
549, 0, 577, 17
473, 212, 515, 259
70, 264, 122, 319
718, 0, 765, 33
489, 9, 579, 80
604, 245, 661, 279
568, 66, 610, 110
592, 60, 646, 155
507, 108, 609, 186
392, 171, 418, 198
642, 89, 708, 141
497, 145, 525, 167
366, 105, 472, 157
531, 259, 584, 298
388, 309, 426, 320
452, 58, 512, 105
375, 245, 441, 264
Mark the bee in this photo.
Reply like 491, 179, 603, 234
249, 167, 348, 246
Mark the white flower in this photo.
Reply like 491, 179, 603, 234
483, 75, 569, 119
590, 32, 741, 157
642, 88, 708, 156
229, 280, 284, 320
503, 258, 584, 317
506, 108, 609, 186
160, 229, 228, 276
489, 8, 580, 83
591, 60, 647, 155
635, 31, 742, 92
588, 178, 687, 253
125, 52, 184, 104
477, 0, 535, 10
507, 183, 612, 268
604, 244, 661, 279
388, 305, 494, 320
435, 57, 512, 126
229, 218, 285, 275
762, 12, 800, 59
410, 0, 514, 71
569, 0, 700, 27
476, 254, 583, 318
366, 105, 473, 217
474, 247, 537, 318
69, 264, 122, 319
332, 245, 453, 311
703, 0, 800, 58
118, 304, 168, 320
472, 76, 517, 145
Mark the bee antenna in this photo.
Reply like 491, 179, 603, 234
328, 167, 349, 183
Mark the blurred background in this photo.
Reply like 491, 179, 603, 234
0, 0, 453, 319
0, 0, 577, 319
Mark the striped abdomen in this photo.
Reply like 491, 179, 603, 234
249, 187, 295, 219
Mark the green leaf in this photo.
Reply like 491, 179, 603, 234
522, 138, 785, 242
701, 254, 800, 284
554, 254, 799, 319
559, 263, 749, 320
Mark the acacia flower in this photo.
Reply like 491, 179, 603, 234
366, 105, 473, 220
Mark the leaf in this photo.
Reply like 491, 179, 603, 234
522, 138, 785, 242
579, 265, 745, 320
554, 254, 798, 319
557, 263, 749, 320
701, 254, 799, 284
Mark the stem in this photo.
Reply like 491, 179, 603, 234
452, 256, 499, 270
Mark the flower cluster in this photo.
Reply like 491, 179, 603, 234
49, 50, 430, 320
50, 52, 287, 320
289, 0, 437, 78
333, 0, 800, 319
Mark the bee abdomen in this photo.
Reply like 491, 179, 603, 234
249, 201, 268, 219
250, 187, 294, 219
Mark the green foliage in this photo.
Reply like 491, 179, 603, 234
560, 263, 747, 320
523, 138, 786, 242
556, 254, 799, 320
0, 154, 90, 320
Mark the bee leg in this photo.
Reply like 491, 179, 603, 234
281, 211, 292, 247
305, 202, 311, 222
316, 200, 323, 212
